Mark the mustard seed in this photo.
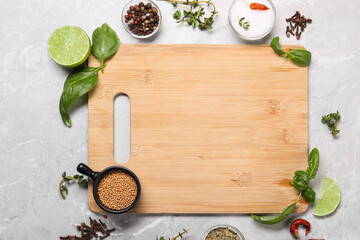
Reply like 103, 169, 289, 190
97, 170, 138, 211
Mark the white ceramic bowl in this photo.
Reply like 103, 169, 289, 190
228, 0, 276, 40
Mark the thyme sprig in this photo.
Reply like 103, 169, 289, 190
322, 111, 341, 137
238, 16, 250, 31
157, 229, 190, 240
167, 0, 217, 30
59, 172, 88, 199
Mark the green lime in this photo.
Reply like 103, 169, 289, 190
313, 176, 340, 216
48, 26, 91, 67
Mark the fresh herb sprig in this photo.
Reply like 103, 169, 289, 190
252, 148, 319, 224
59, 172, 88, 199
291, 148, 319, 204
238, 16, 250, 31
322, 111, 341, 137
59, 23, 120, 127
168, 0, 217, 31
271, 36, 311, 67
157, 229, 190, 240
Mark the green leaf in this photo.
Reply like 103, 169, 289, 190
172, 2, 178, 7
289, 49, 311, 67
62, 172, 66, 179
292, 170, 309, 191
59, 66, 101, 127
64, 177, 72, 182
251, 194, 301, 225
91, 23, 120, 73
271, 37, 285, 56
306, 148, 319, 180
60, 185, 68, 199
173, 10, 182, 20
303, 187, 316, 204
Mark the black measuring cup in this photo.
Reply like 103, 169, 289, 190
77, 163, 141, 214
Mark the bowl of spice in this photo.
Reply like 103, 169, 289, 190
122, 0, 161, 39
228, 0, 276, 40
202, 225, 245, 240
77, 163, 141, 214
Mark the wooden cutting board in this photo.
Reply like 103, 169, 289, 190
88, 44, 308, 214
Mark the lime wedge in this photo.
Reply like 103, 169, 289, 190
48, 26, 91, 67
313, 177, 340, 216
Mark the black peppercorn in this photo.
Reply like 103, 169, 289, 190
125, 2, 159, 37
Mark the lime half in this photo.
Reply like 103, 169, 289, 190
313, 177, 340, 216
48, 26, 91, 67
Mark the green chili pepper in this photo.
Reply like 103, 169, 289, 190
251, 194, 301, 225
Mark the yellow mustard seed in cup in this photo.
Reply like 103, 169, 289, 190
97, 170, 138, 210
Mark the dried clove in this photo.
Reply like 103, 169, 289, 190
285, 11, 312, 40
59, 217, 115, 240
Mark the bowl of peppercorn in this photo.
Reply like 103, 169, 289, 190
122, 0, 161, 39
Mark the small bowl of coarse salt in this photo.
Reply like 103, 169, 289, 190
228, 0, 276, 40
77, 163, 141, 214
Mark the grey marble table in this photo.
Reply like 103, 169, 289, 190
1, 0, 359, 239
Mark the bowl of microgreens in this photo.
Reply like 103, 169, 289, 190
122, 0, 162, 39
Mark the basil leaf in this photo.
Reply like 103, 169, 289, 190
306, 148, 319, 180
292, 170, 309, 191
271, 37, 285, 56
92, 23, 120, 73
251, 194, 301, 225
289, 49, 311, 67
303, 187, 316, 204
59, 66, 101, 127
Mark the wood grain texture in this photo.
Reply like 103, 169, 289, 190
88, 44, 308, 214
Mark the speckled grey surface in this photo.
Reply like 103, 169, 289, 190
1, 0, 360, 239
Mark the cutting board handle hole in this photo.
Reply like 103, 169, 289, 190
114, 94, 130, 164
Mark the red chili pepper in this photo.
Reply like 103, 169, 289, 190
129, 14, 132, 17
250, 3, 269, 10
134, 20, 138, 24
290, 219, 311, 239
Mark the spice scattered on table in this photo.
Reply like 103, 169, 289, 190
97, 169, 138, 210
124, 2, 159, 36
205, 227, 240, 240
59, 217, 115, 240
285, 11, 312, 40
